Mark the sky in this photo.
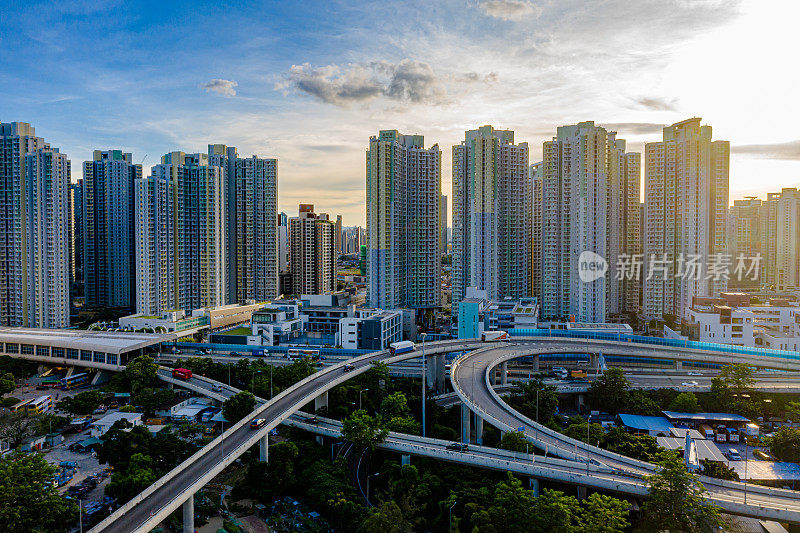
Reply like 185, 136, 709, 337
2, 0, 799, 226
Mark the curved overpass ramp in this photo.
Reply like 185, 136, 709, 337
452, 340, 800, 523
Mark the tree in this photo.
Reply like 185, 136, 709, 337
360, 501, 412, 533
669, 392, 700, 413
0, 411, 37, 448
602, 427, 664, 462
564, 421, 604, 447
0, 453, 78, 532
766, 426, 800, 462
0, 372, 15, 396
57, 390, 105, 415
785, 401, 800, 422
125, 355, 158, 393
342, 409, 387, 450
700, 459, 739, 481
106, 453, 159, 503
588, 367, 630, 414
132, 387, 175, 415
499, 430, 531, 453
380, 392, 410, 420
641, 453, 721, 532
509, 379, 559, 424
223, 391, 256, 424
718, 364, 755, 395
577, 492, 629, 533
385, 416, 420, 435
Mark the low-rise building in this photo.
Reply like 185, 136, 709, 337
339, 309, 402, 350
91, 412, 143, 437
456, 287, 540, 339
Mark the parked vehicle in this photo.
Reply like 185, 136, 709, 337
753, 449, 773, 461
389, 341, 415, 355
727, 449, 742, 461
726, 427, 740, 443
481, 330, 509, 342
172, 368, 193, 380
699, 424, 715, 440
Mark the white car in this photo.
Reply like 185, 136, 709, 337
681, 381, 699, 387
687, 371, 702, 376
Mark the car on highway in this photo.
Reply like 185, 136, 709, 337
343, 363, 355, 372
249, 418, 266, 429
446, 443, 469, 452
211, 384, 223, 392
687, 371, 702, 376
681, 381, 699, 387
229, 352, 243, 357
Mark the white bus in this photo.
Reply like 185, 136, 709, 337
287, 348, 321, 361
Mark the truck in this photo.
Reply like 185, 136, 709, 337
715, 426, 728, 443
389, 341, 415, 355
569, 369, 588, 380
172, 368, 193, 380
698, 424, 715, 440
481, 330, 510, 342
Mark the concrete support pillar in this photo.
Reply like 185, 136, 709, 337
501, 362, 508, 385
432, 354, 446, 393
533, 356, 540, 373
314, 391, 329, 413
316, 435, 324, 446
577, 486, 587, 500
489, 367, 497, 386
259, 435, 268, 462
590, 354, 599, 372
65, 367, 76, 377
529, 478, 540, 497
461, 403, 471, 444
475, 414, 484, 445
182, 495, 194, 533
401, 454, 411, 466
675, 360, 683, 371
167, 381, 174, 390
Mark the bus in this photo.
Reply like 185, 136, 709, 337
27, 395, 53, 414
60, 373, 90, 390
172, 368, 193, 380
12, 399, 32, 412
40, 377, 62, 389
287, 349, 321, 361
389, 341, 415, 355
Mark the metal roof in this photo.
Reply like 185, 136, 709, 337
618, 414, 675, 434
656, 437, 728, 462
0, 327, 172, 354
669, 427, 705, 440
662, 411, 751, 423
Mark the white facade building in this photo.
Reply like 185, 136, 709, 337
289, 205, 336, 295
644, 118, 730, 320
366, 130, 441, 309
0, 122, 70, 328
452, 126, 530, 304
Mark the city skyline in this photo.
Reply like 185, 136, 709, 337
2, 0, 799, 225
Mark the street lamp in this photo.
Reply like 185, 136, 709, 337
421, 333, 428, 437
449, 500, 458, 532
586, 414, 592, 475
359, 388, 369, 410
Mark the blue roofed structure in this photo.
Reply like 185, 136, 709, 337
662, 411, 751, 425
618, 414, 675, 436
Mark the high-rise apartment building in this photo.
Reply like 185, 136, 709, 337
83, 150, 141, 308
0, 122, 70, 327
69, 180, 83, 296
135, 151, 226, 314
728, 197, 767, 289
539, 121, 640, 322
644, 118, 729, 320
278, 212, 290, 273
335, 214, 343, 259
440, 194, 448, 255
289, 204, 336, 295
775, 189, 800, 291
208, 144, 238, 302
452, 125, 530, 304
366, 130, 441, 309
234, 155, 278, 301
530, 162, 543, 304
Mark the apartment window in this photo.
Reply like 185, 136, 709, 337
52, 347, 65, 357
80, 350, 92, 361
107, 354, 118, 366
66, 349, 79, 360
93, 352, 105, 363
36, 345, 49, 357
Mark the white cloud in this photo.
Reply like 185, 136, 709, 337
479, 0, 540, 21
200, 79, 238, 97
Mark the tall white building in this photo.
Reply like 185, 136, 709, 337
83, 150, 141, 308
644, 118, 729, 320
530, 162, 543, 303
277, 212, 290, 273
289, 204, 336, 295
0, 122, 70, 327
539, 122, 640, 322
208, 144, 239, 303
775, 188, 800, 292
135, 151, 226, 315
452, 125, 530, 304
234, 155, 278, 301
366, 130, 441, 309
440, 194, 448, 255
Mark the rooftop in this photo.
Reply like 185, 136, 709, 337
0, 327, 172, 354
656, 437, 728, 462
618, 414, 675, 434
662, 411, 751, 423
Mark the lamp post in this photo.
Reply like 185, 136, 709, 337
421, 333, 427, 437
270, 364, 273, 399
449, 500, 458, 532
586, 414, 592, 475
359, 388, 369, 410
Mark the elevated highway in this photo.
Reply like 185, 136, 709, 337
20, 333, 793, 531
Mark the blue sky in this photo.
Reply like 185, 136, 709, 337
3, 0, 799, 224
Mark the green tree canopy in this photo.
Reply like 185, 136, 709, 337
588, 367, 630, 414
700, 459, 739, 481
223, 391, 257, 424
499, 430, 531, 453
57, 390, 105, 415
0, 372, 15, 396
106, 453, 159, 503
669, 391, 700, 413
766, 426, 800, 462
0, 453, 78, 532
0, 411, 37, 448
342, 409, 388, 451
641, 453, 721, 532
125, 355, 159, 393
380, 392, 410, 420
509, 379, 559, 424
